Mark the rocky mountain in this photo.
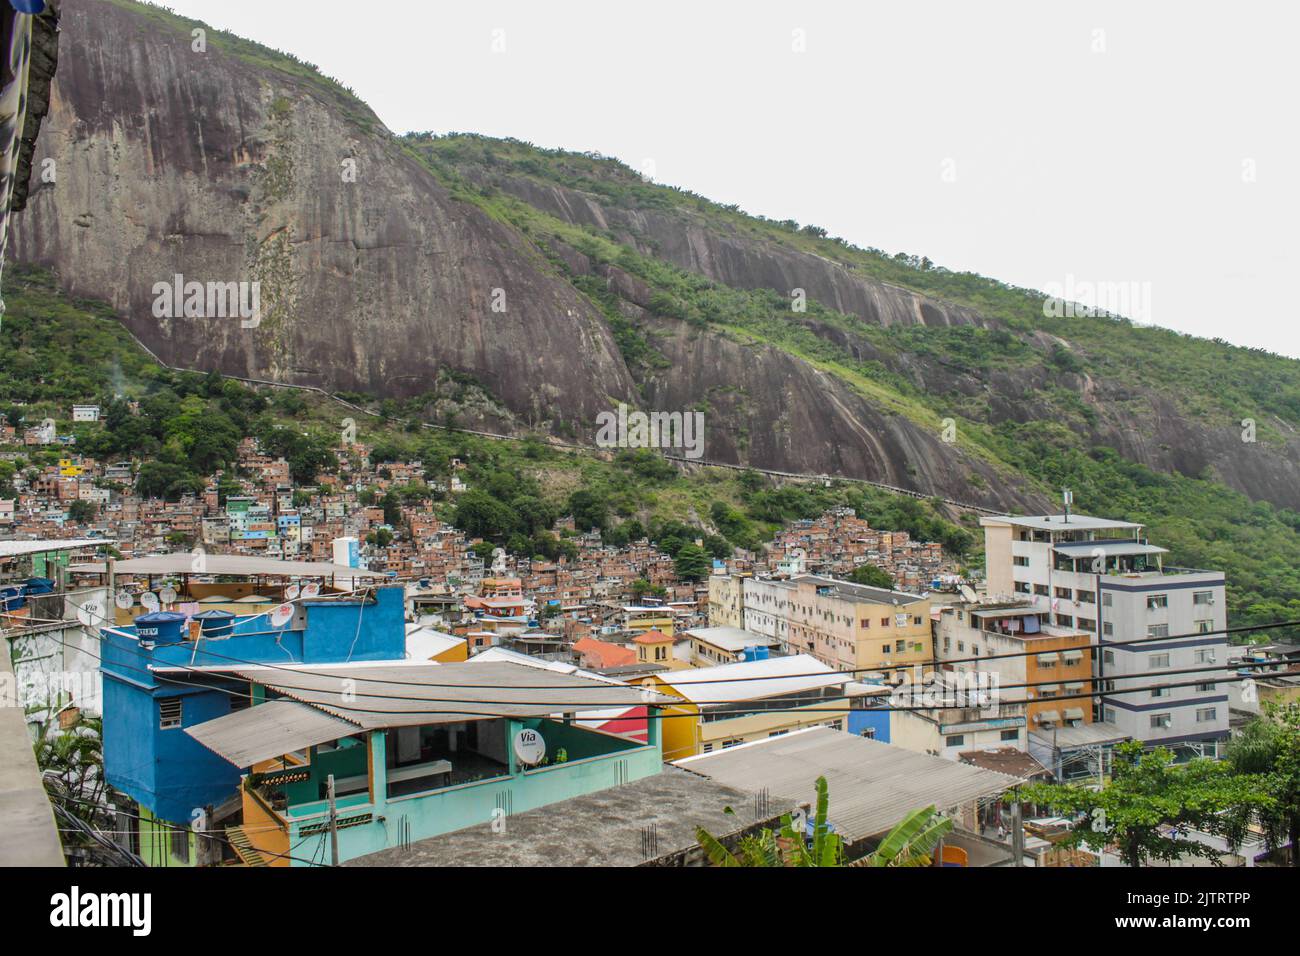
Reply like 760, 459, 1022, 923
10, 0, 1300, 525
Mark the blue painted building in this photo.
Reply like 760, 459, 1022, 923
101, 586, 408, 851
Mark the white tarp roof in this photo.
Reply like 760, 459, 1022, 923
67, 553, 385, 578
0, 538, 113, 558
657, 653, 848, 704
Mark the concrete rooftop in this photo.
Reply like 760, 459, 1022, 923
347, 765, 794, 867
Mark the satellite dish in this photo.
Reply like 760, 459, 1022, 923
77, 600, 103, 626
285, 584, 301, 601
301, 582, 320, 598
159, 586, 177, 605
269, 603, 294, 628
114, 590, 133, 610
140, 592, 160, 611
513, 728, 546, 767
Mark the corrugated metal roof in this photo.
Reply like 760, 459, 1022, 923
230, 660, 675, 728
184, 699, 361, 767
675, 726, 1023, 841
66, 554, 385, 578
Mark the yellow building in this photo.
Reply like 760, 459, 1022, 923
623, 606, 675, 638
636, 653, 855, 761
707, 573, 747, 629
778, 575, 933, 681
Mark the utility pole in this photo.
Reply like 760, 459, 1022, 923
326, 773, 339, 866
1010, 791, 1024, 866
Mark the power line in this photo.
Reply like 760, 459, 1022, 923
43, 624, 1269, 720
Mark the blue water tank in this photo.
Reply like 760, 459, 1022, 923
753, 646, 770, 661
25, 577, 55, 595
193, 609, 235, 638
134, 611, 187, 644
0, 585, 26, 611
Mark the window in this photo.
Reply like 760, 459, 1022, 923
1147, 594, 1168, 610
1014, 582, 1030, 594
945, 735, 965, 748
1196, 707, 1217, 723
170, 826, 189, 861
880, 617, 890, 627
860, 619, 870, 628
881, 644, 890, 655
1103, 622, 1114, 637
1151, 687, 1168, 699
1148, 653, 1170, 668
159, 697, 183, 730
860, 728, 877, 739
1013, 555, 1029, 567
1102, 593, 1113, 607
1147, 624, 1169, 639
1103, 650, 1115, 665
1150, 713, 1172, 729
1195, 620, 1214, 635
1196, 682, 1216, 693
1194, 648, 1217, 664
1193, 591, 1214, 606
1076, 589, 1096, 604
1055, 586, 1072, 599
895, 640, 905, 653
1077, 617, 1096, 631
1000, 729, 1019, 742
1055, 614, 1074, 628
1104, 707, 1117, 723
1033, 584, 1049, 596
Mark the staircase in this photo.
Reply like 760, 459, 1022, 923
225, 825, 269, 867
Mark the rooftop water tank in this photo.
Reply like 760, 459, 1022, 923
0, 585, 25, 611
192, 609, 235, 638
134, 611, 187, 645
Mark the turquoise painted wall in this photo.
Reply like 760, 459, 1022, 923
284, 720, 663, 865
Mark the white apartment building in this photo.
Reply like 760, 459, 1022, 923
981, 513, 1229, 759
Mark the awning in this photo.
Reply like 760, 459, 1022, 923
185, 700, 361, 768
1062, 651, 1084, 664
1064, 708, 1085, 721
1036, 710, 1060, 723
1036, 652, 1059, 665
1064, 682, 1085, 692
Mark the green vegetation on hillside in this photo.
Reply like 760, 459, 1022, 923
0, 265, 974, 569
401, 133, 1300, 642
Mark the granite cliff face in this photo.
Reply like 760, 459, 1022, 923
10, 0, 1300, 516
12, 0, 637, 430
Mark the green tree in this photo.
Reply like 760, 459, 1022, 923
674, 543, 711, 581
1019, 741, 1269, 867
695, 776, 843, 867
864, 805, 952, 867
453, 490, 519, 541
848, 564, 894, 589
1225, 702, 1300, 866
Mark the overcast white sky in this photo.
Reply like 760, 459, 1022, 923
158, 0, 1300, 358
